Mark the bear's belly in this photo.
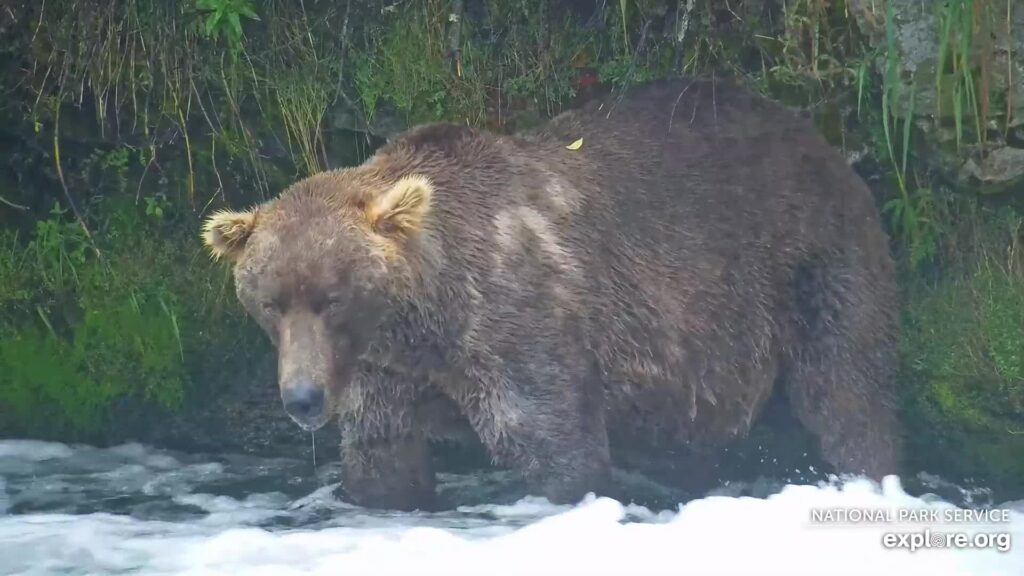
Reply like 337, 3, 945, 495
600, 345, 779, 450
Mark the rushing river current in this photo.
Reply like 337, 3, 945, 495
0, 439, 1022, 576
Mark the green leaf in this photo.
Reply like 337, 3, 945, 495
228, 12, 242, 41
203, 12, 221, 37
237, 3, 260, 21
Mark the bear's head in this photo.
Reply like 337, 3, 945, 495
200, 171, 434, 431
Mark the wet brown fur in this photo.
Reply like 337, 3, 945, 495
203, 78, 902, 510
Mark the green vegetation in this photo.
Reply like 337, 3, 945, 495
0, 0, 1020, 496
899, 206, 1024, 493
0, 183, 267, 440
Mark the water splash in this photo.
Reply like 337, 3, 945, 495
0, 440, 1022, 576
311, 431, 318, 479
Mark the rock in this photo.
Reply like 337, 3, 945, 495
959, 147, 1024, 189
848, 0, 1024, 193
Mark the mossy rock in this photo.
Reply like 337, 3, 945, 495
898, 264, 1024, 500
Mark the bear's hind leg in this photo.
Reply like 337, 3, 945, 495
785, 255, 902, 480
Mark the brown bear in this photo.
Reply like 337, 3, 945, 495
202, 77, 901, 511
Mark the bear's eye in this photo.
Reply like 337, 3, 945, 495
260, 300, 281, 316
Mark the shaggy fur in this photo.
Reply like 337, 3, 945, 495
203, 77, 901, 511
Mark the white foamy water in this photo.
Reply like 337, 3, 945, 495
0, 440, 1021, 576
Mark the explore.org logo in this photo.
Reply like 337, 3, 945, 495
809, 506, 1015, 553
881, 529, 1012, 553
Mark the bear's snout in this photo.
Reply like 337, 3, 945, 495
281, 379, 326, 428
276, 310, 333, 431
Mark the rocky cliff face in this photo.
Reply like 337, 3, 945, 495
850, 0, 1024, 194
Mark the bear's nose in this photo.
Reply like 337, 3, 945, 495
282, 381, 325, 423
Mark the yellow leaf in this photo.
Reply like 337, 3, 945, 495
565, 138, 584, 151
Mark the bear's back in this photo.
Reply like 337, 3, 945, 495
508, 78, 890, 446
370, 77, 892, 449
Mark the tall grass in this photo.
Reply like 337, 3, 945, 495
935, 0, 989, 150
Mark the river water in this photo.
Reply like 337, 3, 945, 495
0, 439, 1021, 576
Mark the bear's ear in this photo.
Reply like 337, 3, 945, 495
201, 207, 259, 262
366, 174, 433, 237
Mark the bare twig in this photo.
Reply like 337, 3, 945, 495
29, 0, 45, 47
668, 78, 699, 132
52, 98, 105, 265
0, 194, 29, 210
134, 147, 157, 205
190, 77, 225, 203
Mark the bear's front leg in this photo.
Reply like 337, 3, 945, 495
338, 434, 437, 511
464, 360, 613, 504
462, 276, 614, 503
497, 393, 613, 504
